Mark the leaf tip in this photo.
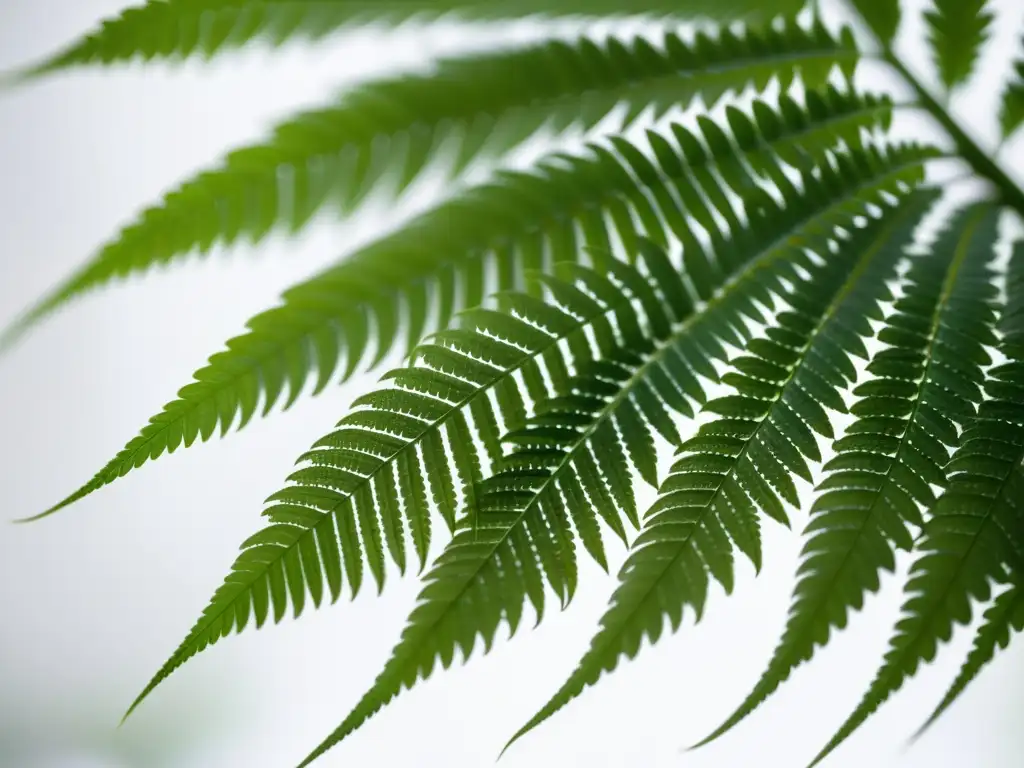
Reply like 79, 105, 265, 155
906, 714, 938, 747
120, 683, 155, 727
15, 484, 95, 523
0, 67, 30, 90
12, 504, 64, 524
0, 317, 30, 358
687, 729, 722, 752
497, 731, 522, 761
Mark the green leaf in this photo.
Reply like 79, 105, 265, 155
698, 200, 1003, 747
925, 0, 993, 90
809, 240, 1024, 767
26, 86, 891, 521
19, 0, 805, 74
849, 0, 901, 45
2, 20, 858, 350
501, 180, 941, 755
913, 579, 1024, 739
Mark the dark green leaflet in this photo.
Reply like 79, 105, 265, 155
925, 0, 993, 91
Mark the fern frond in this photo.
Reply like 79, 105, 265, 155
810, 240, 1024, 767
23, 0, 805, 74
999, 39, 1024, 140
291, 243, 697, 766
914, 577, 1024, 739
910, 245, 1024, 735
26, 86, 890, 522
123, 244, 688, 720
2, 19, 857, 351
697, 201, 1003, 746
501, 184, 939, 754
924, 0, 993, 91
307, 144, 938, 767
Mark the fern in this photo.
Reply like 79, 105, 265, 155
298, 145, 936, 766
26, 85, 886, 521
10, 1, 1024, 765
924, 0, 993, 91
914, 578, 1024, 738
2, 20, 855, 350
21, 0, 804, 74
809, 243, 1024, 765
695, 198, 1003, 746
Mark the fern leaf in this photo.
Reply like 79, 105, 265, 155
502, 182, 939, 754
2, 19, 857, 352
925, 0, 993, 90
697, 201, 1003, 746
999, 39, 1024, 140
849, 0, 901, 45
914, 578, 1024, 738
913, 247, 1024, 741
303, 144, 939, 767
22, 0, 805, 74
26, 86, 890, 521
810, 239, 1024, 767
124, 246, 683, 719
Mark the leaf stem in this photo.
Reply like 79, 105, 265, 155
881, 50, 1024, 218
840, 0, 1024, 218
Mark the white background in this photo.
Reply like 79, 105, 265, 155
1, 1, 1022, 767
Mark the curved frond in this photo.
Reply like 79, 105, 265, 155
502, 184, 938, 753
913, 577, 1024, 739
924, 0, 993, 91
308, 143, 937, 766
697, 201, 1003, 746
124, 245, 686, 720
2, 18, 856, 351
810, 239, 1024, 767
999, 38, 1024, 140
21, 0, 804, 74
26, 86, 891, 521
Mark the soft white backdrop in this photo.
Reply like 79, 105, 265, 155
1, 2, 1022, 767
